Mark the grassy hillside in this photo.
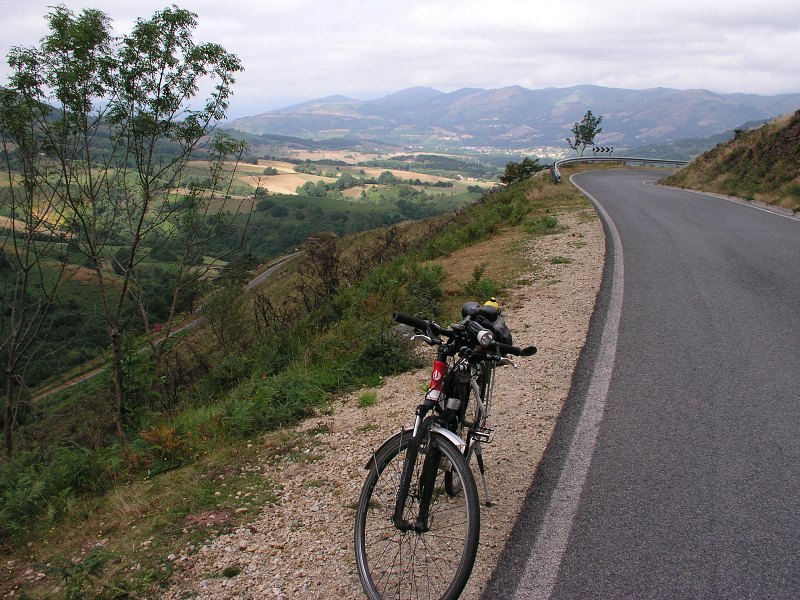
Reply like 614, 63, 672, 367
0, 152, 492, 391
662, 110, 800, 212
0, 171, 592, 599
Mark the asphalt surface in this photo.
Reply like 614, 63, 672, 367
483, 169, 800, 599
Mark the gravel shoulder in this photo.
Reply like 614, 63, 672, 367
162, 207, 604, 599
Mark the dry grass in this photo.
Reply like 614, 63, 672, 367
436, 225, 527, 294
663, 111, 800, 212
239, 172, 334, 195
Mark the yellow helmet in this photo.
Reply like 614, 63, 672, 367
484, 297, 500, 311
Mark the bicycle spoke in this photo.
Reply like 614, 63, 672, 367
356, 430, 479, 600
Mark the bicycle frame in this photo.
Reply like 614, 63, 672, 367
392, 351, 503, 529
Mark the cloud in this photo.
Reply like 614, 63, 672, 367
1, 0, 798, 117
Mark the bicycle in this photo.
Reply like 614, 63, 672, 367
354, 301, 537, 600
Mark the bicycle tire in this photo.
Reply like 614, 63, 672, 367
444, 444, 473, 497
443, 379, 472, 498
354, 428, 480, 600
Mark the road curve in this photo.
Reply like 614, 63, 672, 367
484, 169, 800, 599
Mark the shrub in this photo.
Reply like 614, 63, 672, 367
550, 256, 572, 265
205, 352, 254, 395
405, 263, 445, 319
498, 157, 546, 186
256, 198, 274, 211
47, 548, 109, 600
526, 215, 560, 234
0, 446, 117, 540
125, 425, 193, 477
357, 328, 417, 377
463, 264, 502, 300
223, 367, 332, 437
269, 204, 289, 218
357, 391, 377, 408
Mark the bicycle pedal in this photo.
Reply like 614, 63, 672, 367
474, 427, 495, 443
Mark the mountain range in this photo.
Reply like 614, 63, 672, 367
225, 85, 800, 151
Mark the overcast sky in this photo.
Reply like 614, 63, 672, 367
1, 0, 799, 118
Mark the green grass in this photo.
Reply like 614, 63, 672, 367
222, 566, 241, 578
357, 390, 378, 408
550, 256, 572, 265
525, 214, 561, 234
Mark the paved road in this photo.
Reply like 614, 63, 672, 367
484, 169, 800, 599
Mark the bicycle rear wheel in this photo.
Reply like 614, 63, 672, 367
354, 428, 480, 600
444, 443, 472, 497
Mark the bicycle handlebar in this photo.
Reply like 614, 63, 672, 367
392, 312, 454, 337
493, 340, 537, 357
392, 311, 430, 331
393, 311, 536, 357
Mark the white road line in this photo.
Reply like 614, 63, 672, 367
514, 174, 625, 599
655, 183, 800, 222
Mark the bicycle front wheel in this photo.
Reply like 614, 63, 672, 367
354, 428, 480, 600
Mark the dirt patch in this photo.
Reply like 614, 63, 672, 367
184, 509, 238, 530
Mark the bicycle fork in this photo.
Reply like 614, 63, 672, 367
392, 402, 439, 533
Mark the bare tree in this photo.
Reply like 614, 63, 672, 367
296, 232, 342, 312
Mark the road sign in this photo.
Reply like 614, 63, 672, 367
592, 146, 614, 153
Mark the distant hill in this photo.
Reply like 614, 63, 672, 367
663, 110, 800, 212
226, 85, 800, 150
218, 129, 400, 153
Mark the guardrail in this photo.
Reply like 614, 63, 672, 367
550, 156, 690, 183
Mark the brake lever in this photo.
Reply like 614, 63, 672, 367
411, 334, 440, 346
498, 357, 518, 368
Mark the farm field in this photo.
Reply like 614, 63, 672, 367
231, 156, 488, 197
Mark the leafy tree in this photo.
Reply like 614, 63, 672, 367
297, 181, 313, 196
314, 180, 328, 198
498, 157, 546, 186
335, 171, 359, 191
566, 110, 603, 156
256, 198, 274, 211
0, 86, 71, 456
270, 204, 289, 218
293, 163, 317, 175
3, 6, 247, 437
377, 171, 400, 185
